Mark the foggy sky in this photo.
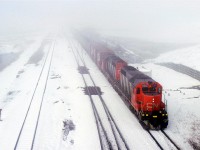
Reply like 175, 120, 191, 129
1, 0, 200, 43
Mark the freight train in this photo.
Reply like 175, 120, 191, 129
76, 32, 168, 130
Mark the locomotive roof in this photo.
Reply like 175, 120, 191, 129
121, 66, 155, 85
98, 52, 115, 62
107, 55, 126, 65
94, 43, 109, 51
97, 49, 114, 55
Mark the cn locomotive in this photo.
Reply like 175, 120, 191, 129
76, 32, 168, 130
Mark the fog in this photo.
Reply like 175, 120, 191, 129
1, 0, 200, 43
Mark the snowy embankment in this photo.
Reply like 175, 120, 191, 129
137, 45, 200, 149
153, 44, 200, 71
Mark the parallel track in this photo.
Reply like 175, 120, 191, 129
69, 40, 109, 150
69, 40, 130, 150
14, 39, 56, 150
74, 39, 181, 150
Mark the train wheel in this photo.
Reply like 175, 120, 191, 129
129, 105, 133, 111
133, 108, 137, 115
138, 112, 142, 121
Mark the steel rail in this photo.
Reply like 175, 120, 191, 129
161, 130, 180, 150
69, 40, 111, 150
31, 40, 56, 150
73, 41, 130, 150
14, 40, 54, 150
147, 130, 164, 150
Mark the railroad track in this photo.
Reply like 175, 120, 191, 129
99, 65, 180, 150
102, 71, 180, 150
14, 39, 56, 150
100, 62, 180, 150
161, 130, 180, 150
72, 39, 181, 150
69, 40, 130, 150
147, 129, 180, 150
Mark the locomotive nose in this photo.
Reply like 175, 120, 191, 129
144, 95, 161, 111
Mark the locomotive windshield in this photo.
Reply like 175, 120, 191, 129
142, 83, 161, 95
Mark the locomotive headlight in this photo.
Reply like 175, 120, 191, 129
152, 98, 154, 103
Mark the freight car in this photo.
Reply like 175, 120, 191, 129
77, 33, 168, 130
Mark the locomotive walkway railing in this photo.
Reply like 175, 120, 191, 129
156, 63, 200, 81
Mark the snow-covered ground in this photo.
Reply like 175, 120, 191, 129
153, 44, 200, 71
0, 33, 199, 149
143, 63, 200, 149
132, 45, 200, 149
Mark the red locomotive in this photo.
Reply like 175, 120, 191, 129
77, 33, 168, 129
120, 66, 168, 129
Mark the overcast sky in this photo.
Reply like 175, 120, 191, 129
1, 0, 200, 43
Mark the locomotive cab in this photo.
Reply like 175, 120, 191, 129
132, 82, 168, 129
120, 66, 168, 129
133, 82, 163, 110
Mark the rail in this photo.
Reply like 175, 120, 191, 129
70, 40, 130, 150
14, 39, 56, 150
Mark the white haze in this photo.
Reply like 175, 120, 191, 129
1, 0, 200, 43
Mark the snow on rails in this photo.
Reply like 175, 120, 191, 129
76, 32, 168, 130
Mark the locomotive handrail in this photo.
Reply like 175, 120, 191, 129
162, 93, 168, 111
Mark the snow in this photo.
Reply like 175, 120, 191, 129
153, 44, 200, 71
129, 64, 152, 77
139, 47, 200, 149
141, 63, 200, 149
74, 44, 160, 149
0, 33, 200, 149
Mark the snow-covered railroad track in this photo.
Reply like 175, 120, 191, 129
100, 62, 180, 150
148, 130, 180, 150
69, 40, 129, 150
161, 130, 180, 150
14, 40, 56, 150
